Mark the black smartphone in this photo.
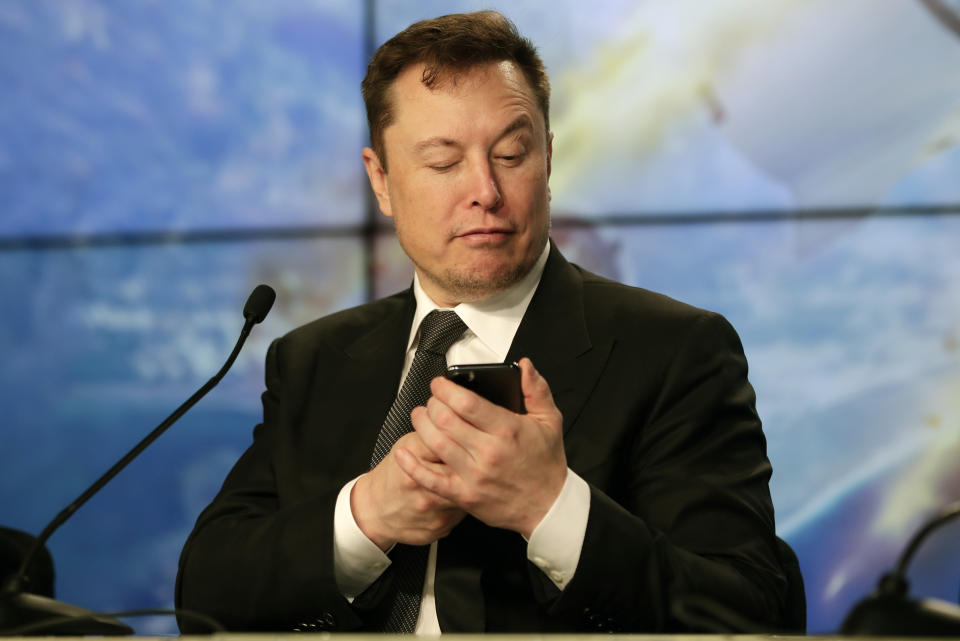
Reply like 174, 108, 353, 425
444, 362, 525, 414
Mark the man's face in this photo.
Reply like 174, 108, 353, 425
363, 61, 552, 307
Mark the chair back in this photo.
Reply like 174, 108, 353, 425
776, 536, 806, 633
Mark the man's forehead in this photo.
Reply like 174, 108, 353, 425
399, 60, 525, 94
385, 61, 542, 132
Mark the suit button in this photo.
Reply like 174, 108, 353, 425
583, 608, 601, 628
319, 612, 337, 630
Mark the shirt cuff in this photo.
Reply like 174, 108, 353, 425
333, 475, 392, 599
526, 468, 590, 591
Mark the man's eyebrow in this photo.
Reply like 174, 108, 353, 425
500, 115, 534, 139
413, 137, 459, 154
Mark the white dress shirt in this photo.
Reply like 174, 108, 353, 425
332, 244, 591, 633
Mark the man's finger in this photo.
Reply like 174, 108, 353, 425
395, 445, 460, 500
410, 404, 477, 471
395, 431, 443, 463
429, 375, 515, 435
518, 357, 557, 418
426, 392, 490, 452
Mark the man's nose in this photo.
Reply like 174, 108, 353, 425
469, 161, 502, 210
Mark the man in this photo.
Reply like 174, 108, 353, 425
177, 11, 799, 633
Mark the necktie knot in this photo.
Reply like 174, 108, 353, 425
418, 310, 467, 356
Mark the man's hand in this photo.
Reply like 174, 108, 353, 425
396, 358, 566, 539
351, 432, 466, 551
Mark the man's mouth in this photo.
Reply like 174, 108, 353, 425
456, 228, 514, 245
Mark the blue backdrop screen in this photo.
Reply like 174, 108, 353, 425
1, 0, 959, 634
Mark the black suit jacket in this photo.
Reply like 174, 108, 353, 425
176, 243, 791, 632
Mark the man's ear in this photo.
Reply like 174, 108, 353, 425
362, 147, 392, 218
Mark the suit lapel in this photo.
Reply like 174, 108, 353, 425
313, 290, 416, 478
506, 242, 613, 435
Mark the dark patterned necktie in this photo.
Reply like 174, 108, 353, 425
370, 309, 467, 632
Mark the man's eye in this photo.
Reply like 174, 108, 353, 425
497, 152, 525, 166
429, 162, 457, 171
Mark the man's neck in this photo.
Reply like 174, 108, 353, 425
408, 242, 552, 355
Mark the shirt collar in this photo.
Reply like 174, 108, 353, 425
408, 241, 551, 360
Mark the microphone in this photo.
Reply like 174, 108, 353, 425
841, 500, 960, 636
0, 284, 276, 635
244, 283, 276, 324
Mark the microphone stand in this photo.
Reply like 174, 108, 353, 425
0, 285, 275, 635
841, 500, 960, 636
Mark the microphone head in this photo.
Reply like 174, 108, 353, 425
243, 284, 276, 324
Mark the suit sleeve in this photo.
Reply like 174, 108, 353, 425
540, 312, 789, 632
175, 339, 371, 632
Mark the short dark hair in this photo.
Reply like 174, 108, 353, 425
361, 10, 550, 169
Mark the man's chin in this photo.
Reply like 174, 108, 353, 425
438, 261, 531, 302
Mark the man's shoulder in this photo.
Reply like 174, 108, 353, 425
572, 263, 716, 327
276, 289, 411, 353
566, 262, 745, 360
